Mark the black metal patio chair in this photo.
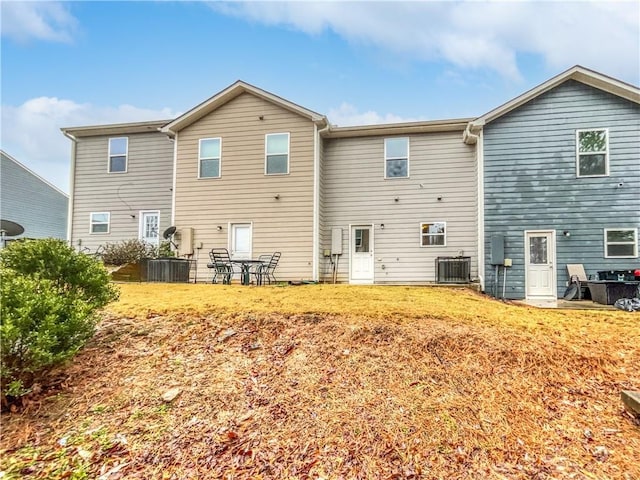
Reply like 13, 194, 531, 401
251, 254, 273, 285
207, 248, 236, 284
260, 252, 281, 285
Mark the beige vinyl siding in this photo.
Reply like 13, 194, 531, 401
322, 131, 477, 283
174, 92, 316, 282
70, 132, 174, 251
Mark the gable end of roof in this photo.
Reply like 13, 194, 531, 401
161, 80, 327, 134
472, 65, 640, 128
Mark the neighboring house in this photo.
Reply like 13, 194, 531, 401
0, 150, 68, 245
62, 66, 638, 292
463, 66, 640, 300
321, 121, 477, 284
160, 82, 327, 281
61, 121, 174, 253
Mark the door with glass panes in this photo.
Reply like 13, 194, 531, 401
525, 230, 555, 297
140, 211, 160, 246
350, 225, 374, 284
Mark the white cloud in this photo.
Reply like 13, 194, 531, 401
327, 102, 420, 127
210, 1, 640, 83
1, 1, 78, 43
1, 97, 177, 193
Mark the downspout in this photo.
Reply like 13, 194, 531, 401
170, 131, 178, 227
463, 121, 485, 292
477, 130, 485, 293
313, 118, 331, 281
62, 131, 77, 245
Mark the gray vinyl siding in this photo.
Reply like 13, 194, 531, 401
1, 152, 68, 241
174, 92, 316, 282
322, 132, 477, 283
483, 80, 640, 299
70, 132, 174, 251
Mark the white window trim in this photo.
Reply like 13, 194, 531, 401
108, 137, 128, 174
576, 128, 609, 178
198, 137, 222, 179
90, 212, 110, 235
265, 132, 290, 175
139, 210, 160, 246
604, 228, 638, 258
384, 137, 410, 179
420, 221, 446, 247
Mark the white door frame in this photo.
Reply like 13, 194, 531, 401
139, 210, 160, 246
349, 224, 374, 284
524, 229, 557, 299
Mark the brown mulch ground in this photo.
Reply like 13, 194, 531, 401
1, 285, 639, 479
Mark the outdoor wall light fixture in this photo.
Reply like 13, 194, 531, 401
380, 224, 385, 230
563, 231, 571, 237
394, 197, 399, 202
274, 194, 280, 200
437, 196, 443, 201
217, 225, 223, 231
259, 115, 264, 120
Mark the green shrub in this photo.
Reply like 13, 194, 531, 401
0, 239, 119, 404
158, 240, 175, 258
100, 239, 157, 266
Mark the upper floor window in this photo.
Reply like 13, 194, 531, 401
421, 222, 446, 246
604, 228, 637, 258
576, 129, 608, 177
199, 138, 221, 178
108, 137, 128, 173
90, 212, 110, 234
385, 137, 409, 178
265, 133, 289, 175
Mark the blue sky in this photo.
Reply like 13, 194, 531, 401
2, 1, 639, 193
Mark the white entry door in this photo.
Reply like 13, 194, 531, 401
230, 223, 251, 259
140, 211, 160, 246
525, 230, 556, 298
350, 225, 374, 284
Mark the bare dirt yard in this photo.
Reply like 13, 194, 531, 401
1, 284, 639, 479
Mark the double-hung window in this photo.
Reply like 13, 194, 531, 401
604, 228, 637, 258
90, 212, 110, 234
576, 129, 608, 177
385, 137, 409, 178
421, 222, 446, 246
108, 137, 128, 173
199, 138, 221, 178
265, 133, 289, 175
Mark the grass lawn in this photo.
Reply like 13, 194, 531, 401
1, 284, 639, 479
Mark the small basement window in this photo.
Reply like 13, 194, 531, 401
421, 222, 446, 246
576, 129, 608, 177
90, 212, 110, 234
604, 228, 637, 258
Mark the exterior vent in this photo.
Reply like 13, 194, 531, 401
436, 256, 471, 284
